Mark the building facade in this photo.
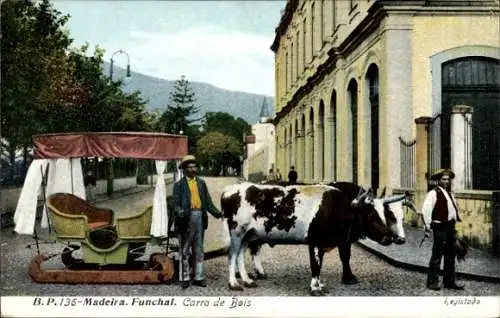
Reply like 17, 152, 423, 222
271, 0, 499, 193
243, 118, 276, 182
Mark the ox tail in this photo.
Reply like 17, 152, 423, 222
221, 218, 231, 249
220, 194, 231, 250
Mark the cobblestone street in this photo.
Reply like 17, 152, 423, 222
1, 177, 499, 297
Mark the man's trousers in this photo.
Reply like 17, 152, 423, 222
179, 210, 204, 282
427, 220, 457, 285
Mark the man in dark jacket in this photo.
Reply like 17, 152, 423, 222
421, 168, 464, 291
173, 155, 223, 289
288, 166, 298, 184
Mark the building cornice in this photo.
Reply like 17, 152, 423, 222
274, 3, 384, 125
271, 0, 299, 53
272, 0, 499, 126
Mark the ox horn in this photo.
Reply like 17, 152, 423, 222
378, 187, 386, 198
382, 193, 406, 205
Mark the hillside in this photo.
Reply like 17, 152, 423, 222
104, 62, 275, 125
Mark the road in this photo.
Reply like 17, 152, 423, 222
1, 177, 499, 296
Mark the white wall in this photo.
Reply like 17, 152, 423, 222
0, 173, 173, 213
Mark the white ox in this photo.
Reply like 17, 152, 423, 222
219, 181, 417, 295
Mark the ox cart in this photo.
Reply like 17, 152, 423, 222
13, 132, 223, 284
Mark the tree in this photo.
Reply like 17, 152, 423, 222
158, 75, 203, 154
159, 75, 201, 133
1, 0, 84, 171
203, 112, 251, 143
1, 0, 153, 192
202, 112, 251, 174
1, 0, 92, 137
195, 132, 242, 176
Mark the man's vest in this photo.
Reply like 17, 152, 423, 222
431, 187, 461, 222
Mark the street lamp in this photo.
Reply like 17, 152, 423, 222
107, 49, 132, 196
110, 49, 131, 81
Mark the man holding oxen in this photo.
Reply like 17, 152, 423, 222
422, 168, 464, 291
172, 155, 223, 289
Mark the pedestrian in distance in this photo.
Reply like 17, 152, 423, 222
275, 168, 282, 181
172, 155, 224, 289
84, 170, 97, 205
266, 168, 275, 182
288, 166, 298, 184
421, 168, 464, 291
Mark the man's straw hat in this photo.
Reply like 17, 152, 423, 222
180, 155, 196, 168
430, 168, 455, 181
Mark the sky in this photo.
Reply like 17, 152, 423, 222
52, 0, 286, 96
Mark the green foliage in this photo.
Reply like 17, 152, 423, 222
195, 132, 242, 175
1, 0, 153, 189
1, 0, 152, 155
159, 75, 201, 133
158, 75, 203, 153
1, 0, 80, 149
203, 112, 251, 144
200, 112, 250, 174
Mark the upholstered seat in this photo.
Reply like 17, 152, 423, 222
48, 193, 114, 228
88, 221, 110, 229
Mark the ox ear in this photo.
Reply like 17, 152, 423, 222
352, 187, 370, 207
364, 188, 375, 204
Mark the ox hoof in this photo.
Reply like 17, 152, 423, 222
249, 272, 267, 280
243, 280, 257, 288
342, 276, 359, 285
255, 272, 267, 280
310, 289, 325, 297
228, 283, 244, 291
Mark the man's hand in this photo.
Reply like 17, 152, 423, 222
424, 228, 432, 238
214, 211, 224, 219
177, 209, 185, 218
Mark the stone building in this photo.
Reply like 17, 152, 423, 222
243, 100, 276, 182
270, 0, 499, 193
270, 0, 500, 253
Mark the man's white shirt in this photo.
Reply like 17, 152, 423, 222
421, 186, 458, 229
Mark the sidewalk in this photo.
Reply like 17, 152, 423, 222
356, 224, 500, 283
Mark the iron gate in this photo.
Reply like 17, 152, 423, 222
399, 137, 416, 188
426, 113, 442, 188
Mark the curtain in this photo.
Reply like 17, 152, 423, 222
150, 160, 168, 238
41, 158, 84, 229
71, 158, 86, 200
14, 159, 49, 235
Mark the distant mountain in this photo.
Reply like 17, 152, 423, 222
103, 62, 275, 125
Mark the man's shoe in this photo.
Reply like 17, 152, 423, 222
193, 280, 207, 287
426, 282, 441, 291
181, 281, 190, 289
444, 283, 464, 290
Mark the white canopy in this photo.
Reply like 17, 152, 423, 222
13, 158, 86, 235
